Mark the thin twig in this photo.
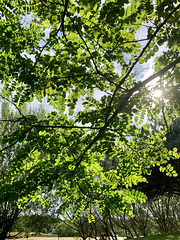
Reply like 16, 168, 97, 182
0, 94, 32, 126
67, 12, 117, 87
32, 124, 102, 130
161, 98, 169, 132
0, 119, 21, 123
50, 72, 98, 80
96, 38, 148, 53
0, 126, 34, 153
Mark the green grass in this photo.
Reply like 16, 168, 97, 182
128, 231, 180, 240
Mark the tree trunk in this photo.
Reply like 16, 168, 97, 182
0, 205, 20, 240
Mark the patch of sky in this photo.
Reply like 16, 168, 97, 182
114, 62, 122, 75
20, 13, 34, 28
130, 22, 167, 89
135, 41, 167, 90
20, 52, 36, 62
28, 97, 54, 113
114, 24, 150, 76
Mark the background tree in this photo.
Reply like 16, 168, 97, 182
58, 206, 119, 240
0, 100, 22, 240
14, 214, 59, 238
147, 194, 180, 233
53, 220, 77, 238
136, 116, 180, 198
0, 98, 46, 240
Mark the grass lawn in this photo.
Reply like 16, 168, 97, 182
128, 231, 180, 240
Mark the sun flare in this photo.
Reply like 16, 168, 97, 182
153, 89, 163, 98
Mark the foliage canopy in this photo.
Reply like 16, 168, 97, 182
0, 0, 180, 218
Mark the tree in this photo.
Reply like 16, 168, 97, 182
0, 0, 180, 221
112, 194, 180, 238
14, 214, 59, 238
165, 117, 180, 151
0, 99, 46, 240
53, 220, 77, 238
0, 101, 22, 240
58, 206, 119, 240
136, 117, 180, 198
147, 194, 180, 233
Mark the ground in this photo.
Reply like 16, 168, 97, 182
8, 237, 126, 240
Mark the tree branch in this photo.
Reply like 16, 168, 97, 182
105, 3, 180, 121
61, 0, 69, 41
109, 57, 180, 125
118, 3, 180, 88
32, 124, 102, 130
75, 56, 180, 170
